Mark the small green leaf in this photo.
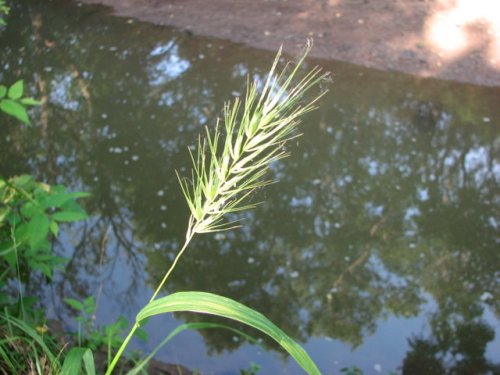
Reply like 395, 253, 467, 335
20, 97, 41, 106
83, 296, 95, 314
61, 347, 96, 375
11, 174, 33, 188
0, 207, 10, 223
27, 213, 50, 249
13, 223, 29, 244
28, 259, 52, 279
40, 191, 90, 209
64, 298, 84, 311
137, 291, 321, 375
133, 327, 148, 342
7, 80, 23, 100
21, 202, 40, 218
0, 85, 6, 98
52, 210, 87, 222
48, 220, 58, 237
0, 99, 30, 124
0, 240, 16, 267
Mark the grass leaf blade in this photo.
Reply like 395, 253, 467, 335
136, 291, 320, 375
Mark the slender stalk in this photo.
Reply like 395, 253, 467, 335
149, 226, 194, 303
11, 226, 25, 320
105, 323, 138, 375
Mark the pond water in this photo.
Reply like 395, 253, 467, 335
1, 1, 499, 374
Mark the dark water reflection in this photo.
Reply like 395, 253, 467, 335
1, 1, 499, 373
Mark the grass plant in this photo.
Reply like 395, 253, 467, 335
106, 40, 328, 375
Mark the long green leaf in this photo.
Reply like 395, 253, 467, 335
136, 291, 320, 375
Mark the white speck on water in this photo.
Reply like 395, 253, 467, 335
374, 363, 382, 372
480, 291, 493, 301
157, 190, 165, 197
214, 233, 226, 240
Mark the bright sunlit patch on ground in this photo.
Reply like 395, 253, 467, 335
425, 0, 500, 65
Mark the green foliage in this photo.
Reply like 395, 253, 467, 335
240, 362, 261, 375
0, 175, 89, 283
0, 0, 9, 26
0, 80, 41, 125
64, 296, 147, 351
340, 366, 363, 375
0, 173, 91, 372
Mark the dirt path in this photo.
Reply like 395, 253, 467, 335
80, 0, 500, 87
